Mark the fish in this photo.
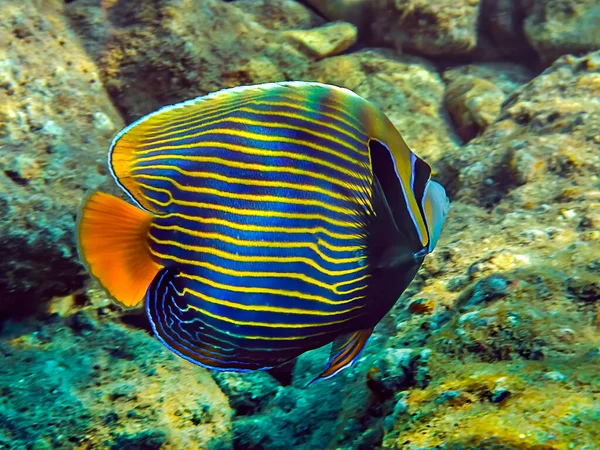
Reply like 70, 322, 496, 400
77, 81, 449, 383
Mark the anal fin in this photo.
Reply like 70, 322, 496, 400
309, 328, 373, 385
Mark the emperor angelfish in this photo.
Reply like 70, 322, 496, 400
77, 82, 449, 382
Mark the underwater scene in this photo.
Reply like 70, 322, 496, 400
1, 0, 600, 449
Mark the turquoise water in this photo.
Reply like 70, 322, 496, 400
1, 1, 600, 449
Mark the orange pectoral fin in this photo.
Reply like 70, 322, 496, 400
77, 192, 161, 307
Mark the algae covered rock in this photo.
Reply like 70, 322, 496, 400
443, 63, 532, 141
222, 344, 374, 450
440, 51, 600, 207
65, 0, 322, 121
306, 0, 481, 57
444, 76, 505, 141
0, 312, 232, 449
376, 50, 600, 450
381, 359, 600, 448
0, 0, 123, 314
215, 329, 436, 450
369, 0, 481, 56
443, 63, 533, 97
524, 0, 600, 64
284, 21, 358, 59
234, 0, 325, 31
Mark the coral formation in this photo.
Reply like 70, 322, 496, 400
1, 0, 600, 448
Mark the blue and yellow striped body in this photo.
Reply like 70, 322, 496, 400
78, 82, 449, 379
123, 84, 377, 370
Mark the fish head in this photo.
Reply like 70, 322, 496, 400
368, 139, 450, 262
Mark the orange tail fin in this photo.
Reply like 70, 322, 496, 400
77, 192, 161, 307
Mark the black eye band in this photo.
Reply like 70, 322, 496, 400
412, 156, 431, 206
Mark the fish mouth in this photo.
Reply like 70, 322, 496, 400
413, 247, 429, 263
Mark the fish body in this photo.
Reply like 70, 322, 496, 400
78, 82, 449, 381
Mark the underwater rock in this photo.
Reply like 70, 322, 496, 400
0, 313, 232, 449
308, 49, 458, 163
109, 430, 167, 450
67, 1, 459, 162
234, 0, 325, 31
312, 0, 598, 62
381, 358, 600, 448
369, 0, 481, 56
306, 0, 481, 57
217, 332, 408, 450
444, 76, 505, 141
302, 0, 370, 30
65, 0, 323, 122
479, 0, 537, 61
439, 51, 600, 207
212, 371, 279, 417
376, 49, 600, 448
284, 21, 357, 59
383, 236, 600, 446
369, 347, 432, 395
0, 0, 123, 314
442, 63, 533, 97
523, 0, 600, 64
228, 347, 366, 450
458, 274, 510, 310
443, 63, 533, 141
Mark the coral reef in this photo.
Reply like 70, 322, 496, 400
1, 0, 600, 449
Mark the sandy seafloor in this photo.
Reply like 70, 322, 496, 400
1, 0, 600, 449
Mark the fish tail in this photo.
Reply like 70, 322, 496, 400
77, 192, 161, 307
